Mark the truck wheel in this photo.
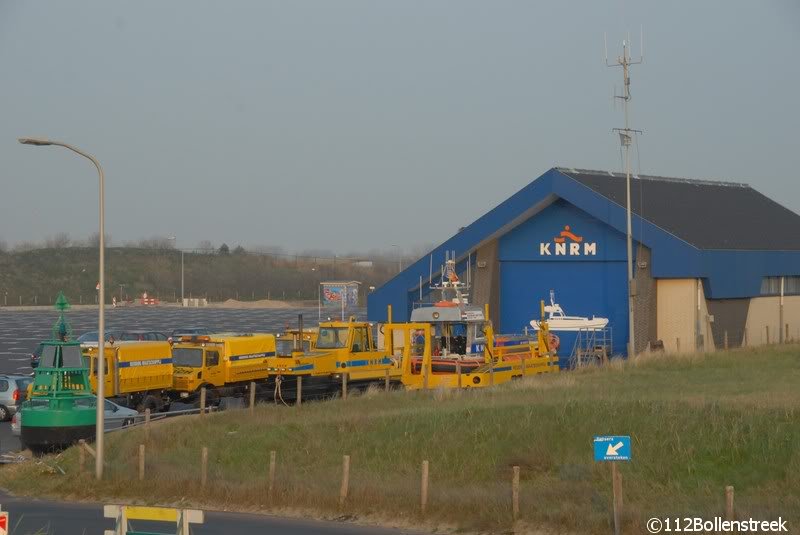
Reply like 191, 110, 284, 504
0, 405, 9, 421
204, 387, 221, 408
141, 395, 162, 413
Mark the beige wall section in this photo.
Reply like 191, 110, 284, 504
656, 279, 715, 353
744, 295, 800, 345
657, 279, 694, 352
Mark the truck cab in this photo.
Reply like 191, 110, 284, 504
263, 318, 399, 401
171, 333, 276, 403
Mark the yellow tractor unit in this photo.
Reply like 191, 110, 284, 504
171, 333, 276, 405
263, 317, 400, 402
84, 341, 174, 412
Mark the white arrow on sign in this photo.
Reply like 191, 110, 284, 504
606, 442, 624, 456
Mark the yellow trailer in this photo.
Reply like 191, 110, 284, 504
171, 333, 276, 404
84, 341, 174, 411
384, 321, 558, 391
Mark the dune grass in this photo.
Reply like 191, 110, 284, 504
2, 345, 799, 533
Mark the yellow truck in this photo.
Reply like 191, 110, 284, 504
84, 341, 174, 412
171, 333, 276, 404
263, 318, 400, 402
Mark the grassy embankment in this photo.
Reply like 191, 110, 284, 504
2, 346, 799, 534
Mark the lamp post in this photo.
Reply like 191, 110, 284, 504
19, 137, 106, 480
167, 236, 184, 304
391, 244, 402, 274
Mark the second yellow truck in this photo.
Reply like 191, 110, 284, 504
170, 333, 276, 405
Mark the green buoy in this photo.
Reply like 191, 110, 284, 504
20, 293, 97, 453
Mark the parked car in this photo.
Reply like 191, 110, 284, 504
11, 396, 138, 437
77, 330, 124, 347
0, 375, 34, 421
168, 327, 212, 343
118, 330, 168, 342
30, 342, 44, 369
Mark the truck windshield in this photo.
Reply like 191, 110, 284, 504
173, 348, 203, 367
316, 327, 349, 349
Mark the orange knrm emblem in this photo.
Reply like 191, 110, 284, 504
553, 225, 583, 243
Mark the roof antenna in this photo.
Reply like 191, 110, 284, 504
605, 26, 644, 358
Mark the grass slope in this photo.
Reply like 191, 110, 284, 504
2, 346, 799, 534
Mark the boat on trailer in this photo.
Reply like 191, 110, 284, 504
530, 290, 609, 332
402, 254, 558, 376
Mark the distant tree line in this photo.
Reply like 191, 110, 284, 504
0, 233, 428, 306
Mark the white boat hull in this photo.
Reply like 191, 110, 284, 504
530, 318, 609, 332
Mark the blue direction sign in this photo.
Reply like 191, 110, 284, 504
593, 435, 631, 462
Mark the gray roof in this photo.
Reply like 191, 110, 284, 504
558, 168, 800, 251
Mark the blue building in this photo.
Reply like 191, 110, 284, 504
368, 168, 800, 356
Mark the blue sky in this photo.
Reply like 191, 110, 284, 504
1, 1, 798, 253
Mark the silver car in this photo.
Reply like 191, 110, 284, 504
11, 396, 138, 437
0, 375, 34, 421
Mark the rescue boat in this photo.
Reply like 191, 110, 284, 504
406, 257, 558, 375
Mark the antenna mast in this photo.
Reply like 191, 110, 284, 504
606, 30, 643, 357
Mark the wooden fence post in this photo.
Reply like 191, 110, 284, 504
339, 455, 351, 507
512, 465, 520, 521
201, 446, 208, 488
420, 460, 429, 515
296, 376, 303, 407
138, 444, 145, 481
342, 372, 348, 400
384, 368, 390, 392
725, 485, 734, 521
268, 450, 277, 503
723, 331, 729, 350
786, 323, 790, 343
676, 337, 681, 353
249, 381, 256, 414
200, 387, 207, 417
79, 441, 86, 474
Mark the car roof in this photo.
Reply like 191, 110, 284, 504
122, 330, 164, 334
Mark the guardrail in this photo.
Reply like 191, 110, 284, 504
104, 406, 217, 434
104, 504, 203, 535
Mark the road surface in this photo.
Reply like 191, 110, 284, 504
0, 493, 422, 535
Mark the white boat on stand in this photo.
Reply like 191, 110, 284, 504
529, 291, 609, 332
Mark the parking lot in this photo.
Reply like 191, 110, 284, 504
0, 305, 364, 452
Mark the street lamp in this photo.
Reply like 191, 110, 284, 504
391, 244, 402, 273
167, 236, 184, 304
19, 137, 106, 480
